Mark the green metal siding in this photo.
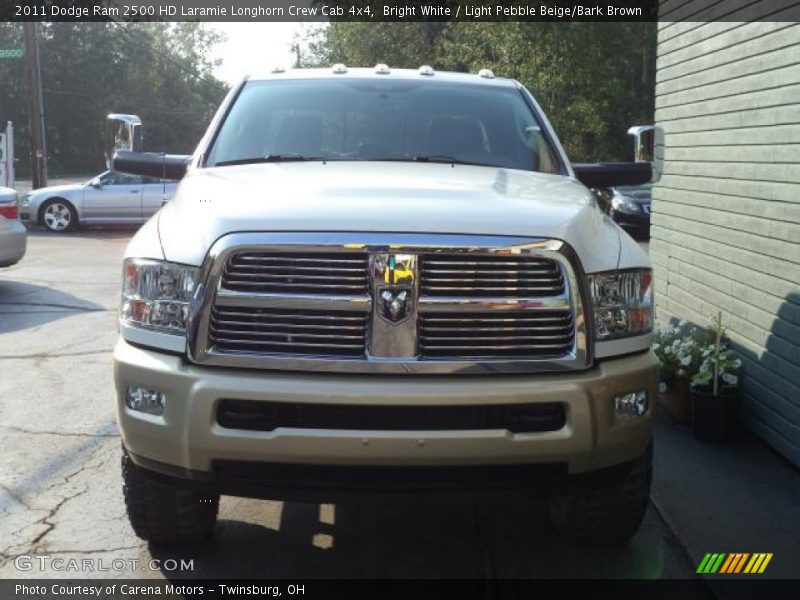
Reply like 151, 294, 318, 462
653, 19, 800, 465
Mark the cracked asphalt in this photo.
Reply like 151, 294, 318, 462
0, 228, 705, 583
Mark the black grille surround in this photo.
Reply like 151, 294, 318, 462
217, 399, 567, 434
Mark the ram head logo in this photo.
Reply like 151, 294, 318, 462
379, 288, 412, 323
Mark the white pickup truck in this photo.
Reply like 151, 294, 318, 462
111, 65, 657, 546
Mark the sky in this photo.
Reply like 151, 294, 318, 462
208, 23, 309, 85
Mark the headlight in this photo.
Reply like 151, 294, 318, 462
121, 259, 199, 334
587, 269, 653, 340
19, 193, 31, 207
611, 194, 640, 214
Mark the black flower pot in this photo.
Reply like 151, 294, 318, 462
691, 385, 741, 442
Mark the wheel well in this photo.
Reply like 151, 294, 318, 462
38, 197, 76, 226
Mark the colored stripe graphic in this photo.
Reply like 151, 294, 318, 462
698, 553, 727, 574
719, 554, 736, 574
733, 553, 750, 573
758, 554, 773, 573
699, 552, 776, 574
696, 553, 713, 574
744, 554, 759, 573
709, 554, 726, 573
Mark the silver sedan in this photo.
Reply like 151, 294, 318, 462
18, 171, 177, 233
0, 186, 26, 267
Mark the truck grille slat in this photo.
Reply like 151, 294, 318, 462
223, 252, 369, 294
214, 319, 364, 332
422, 316, 571, 324
214, 338, 365, 350
419, 310, 574, 359
235, 255, 366, 265
210, 328, 365, 341
421, 285, 564, 293
213, 310, 365, 322
210, 306, 367, 357
222, 281, 367, 291
420, 255, 565, 298
225, 272, 367, 281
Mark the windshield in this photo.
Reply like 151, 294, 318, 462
205, 78, 563, 173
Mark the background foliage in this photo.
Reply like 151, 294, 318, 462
301, 22, 656, 162
0, 22, 654, 177
0, 22, 228, 177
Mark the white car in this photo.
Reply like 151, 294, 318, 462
18, 171, 177, 232
0, 186, 26, 267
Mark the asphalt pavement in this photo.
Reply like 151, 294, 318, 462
0, 226, 704, 582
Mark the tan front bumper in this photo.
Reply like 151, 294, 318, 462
114, 339, 657, 476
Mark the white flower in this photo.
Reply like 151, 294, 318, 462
652, 343, 660, 351
665, 346, 672, 355
678, 319, 687, 327
733, 358, 742, 368
680, 356, 691, 366
721, 373, 738, 386
658, 382, 667, 393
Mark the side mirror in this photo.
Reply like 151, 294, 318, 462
628, 125, 664, 183
112, 150, 190, 181
572, 162, 651, 188
106, 114, 143, 170
90, 179, 102, 189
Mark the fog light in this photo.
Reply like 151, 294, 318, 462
125, 385, 166, 416
614, 391, 648, 418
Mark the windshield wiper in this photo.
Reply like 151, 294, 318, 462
369, 155, 490, 167
214, 154, 326, 167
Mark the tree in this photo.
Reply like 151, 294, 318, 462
0, 22, 228, 177
303, 22, 656, 161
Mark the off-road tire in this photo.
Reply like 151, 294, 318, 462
122, 448, 219, 545
548, 442, 652, 546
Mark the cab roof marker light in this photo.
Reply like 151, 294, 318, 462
478, 68, 495, 79
375, 63, 391, 75
331, 63, 348, 74
418, 65, 435, 76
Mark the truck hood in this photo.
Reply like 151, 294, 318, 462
154, 162, 642, 273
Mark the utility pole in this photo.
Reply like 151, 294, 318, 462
23, 22, 47, 189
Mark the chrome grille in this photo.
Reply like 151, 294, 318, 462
420, 310, 574, 358
210, 306, 367, 357
222, 252, 369, 295
189, 233, 588, 374
420, 255, 565, 297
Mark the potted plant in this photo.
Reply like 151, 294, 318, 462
652, 320, 707, 422
690, 313, 743, 442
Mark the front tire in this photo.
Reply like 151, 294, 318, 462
548, 443, 652, 546
122, 448, 219, 545
40, 199, 78, 233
